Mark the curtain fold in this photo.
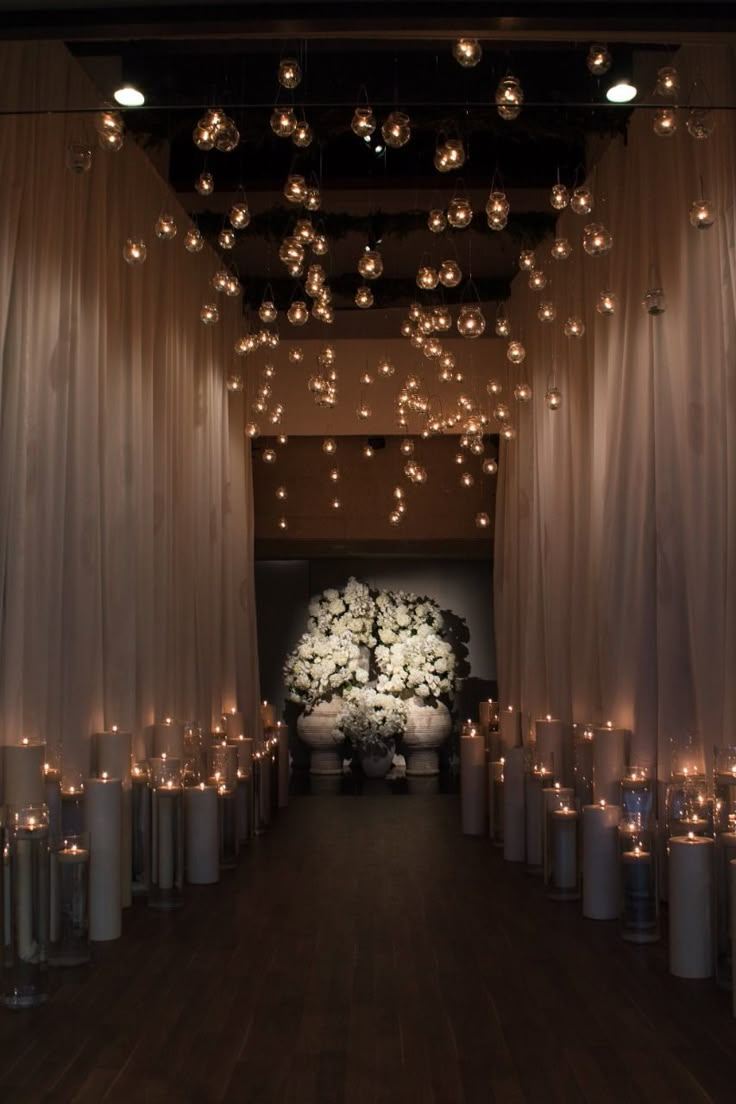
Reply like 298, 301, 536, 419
0, 41, 259, 773
494, 44, 736, 779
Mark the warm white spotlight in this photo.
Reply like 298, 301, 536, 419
114, 85, 145, 107
606, 80, 637, 104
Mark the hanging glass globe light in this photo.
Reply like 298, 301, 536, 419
228, 203, 250, 230
155, 214, 177, 241
514, 383, 532, 402
355, 285, 374, 308
537, 301, 556, 323
686, 109, 715, 140
500, 424, 517, 440
528, 269, 547, 290
235, 335, 257, 356
192, 124, 215, 151
358, 250, 384, 279
596, 290, 618, 315
271, 107, 297, 137
292, 122, 313, 148
551, 238, 572, 261
438, 351, 456, 374
377, 357, 394, 377
447, 196, 473, 228
66, 142, 93, 174
279, 237, 305, 266
519, 249, 536, 271
226, 372, 243, 393
215, 119, 240, 153
294, 219, 315, 244
453, 37, 482, 67
586, 44, 612, 75
570, 186, 594, 215
276, 516, 288, 531
486, 380, 503, 396
483, 458, 498, 475
656, 66, 679, 97
311, 233, 328, 256
475, 512, 491, 529
322, 437, 337, 454
399, 438, 415, 456
245, 421, 260, 438
200, 303, 219, 325
278, 57, 302, 89
262, 362, 276, 379
122, 239, 147, 265
689, 198, 715, 229
98, 129, 124, 152
363, 444, 374, 459
495, 314, 510, 337
550, 183, 569, 210
564, 317, 585, 337
184, 228, 204, 253
287, 301, 309, 325
424, 336, 443, 358
360, 371, 373, 385
496, 74, 524, 120
416, 265, 439, 290
356, 402, 371, 420
95, 108, 124, 139
351, 106, 376, 137
259, 300, 278, 323
642, 287, 667, 315
428, 209, 447, 233
288, 347, 304, 364
195, 171, 214, 197
304, 187, 321, 211
583, 223, 613, 255
493, 403, 511, 424
388, 510, 402, 526
438, 259, 462, 287
487, 212, 507, 231
433, 306, 453, 332
507, 340, 526, 364
284, 174, 307, 204
218, 229, 236, 250
224, 276, 240, 297
460, 471, 475, 488
457, 305, 486, 338
486, 191, 510, 220
653, 107, 678, 137
262, 448, 277, 464
545, 387, 562, 410
381, 111, 411, 148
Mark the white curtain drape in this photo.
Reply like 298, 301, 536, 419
0, 42, 260, 773
494, 45, 736, 780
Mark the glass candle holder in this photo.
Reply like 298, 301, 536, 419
524, 756, 555, 875
489, 760, 504, 847
621, 766, 655, 828
49, 832, 90, 966
716, 830, 736, 988
269, 734, 280, 815
236, 769, 252, 844
44, 755, 63, 849
149, 760, 184, 910
208, 742, 238, 791
217, 784, 239, 870
546, 804, 581, 901
60, 772, 86, 837
573, 726, 595, 808
714, 746, 736, 834
131, 762, 151, 896
182, 723, 205, 785
619, 817, 659, 943
666, 776, 713, 838
252, 752, 267, 836
3, 805, 50, 1008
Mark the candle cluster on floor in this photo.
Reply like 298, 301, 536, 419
460, 701, 736, 1009
0, 701, 288, 1009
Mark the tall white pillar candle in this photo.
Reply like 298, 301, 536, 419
184, 784, 219, 885
44, 770, 62, 847
548, 808, 580, 897
4, 742, 46, 808
460, 723, 486, 835
488, 760, 504, 844
525, 769, 552, 871
535, 717, 565, 780
84, 777, 122, 941
276, 723, 289, 808
542, 786, 573, 880
730, 859, 736, 1016
503, 747, 525, 862
593, 726, 628, 805
669, 834, 714, 978
498, 708, 521, 755
582, 802, 621, 919
151, 720, 184, 760
223, 709, 244, 742
93, 729, 132, 908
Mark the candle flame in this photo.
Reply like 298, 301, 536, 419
600, 799, 606, 807
101, 771, 109, 780
21, 737, 29, 746
112, 725, 118, 732
164, 717, 172, 725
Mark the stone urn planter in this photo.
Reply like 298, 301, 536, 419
402, 697, 451, 776
297, 699, 345, 775
358, 741, 395, 779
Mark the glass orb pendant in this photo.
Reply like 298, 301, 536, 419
495, 314, 511, 337
570, 187, 594, 215
656, 66, 679, 97
322, 437, 337, 454
271, 107, 297, 137
447, 196, 473, 229
438, 259, 462, 287
293, 122, 313, 148
506, 340, 526, 364
564, 317, 585, 338
583, 223, 613, 256
381, 112, 411, 148
284, 174, 307, 204
586, 44, 612, 75
434, 139, 465, 172
123, 239, 147, 265
528, 269, 547, 291
496, 75, 524, 120
195, 172, 214, 197
460, 471, 475, 488
278, 57, 302, 89
482, 458, 498, 475
259, 300, 278, 323
545, 387, 562, 410
475, 512, 491, 529
514, 383, 532, 402
200, 303, 219, 326
416, 265, 439, 290
428, 209, 447, 233
358, 250, 383, 279
351, 106, 376, 138
457, 306, 485, 338
596, 290, 618, 315
642, 288, 666, 315
184, 228, 204, 253
287, 301, 309, 326
551, 238, 572, 261
453, 38, 482, 68
355, 286, 374, 308
218, 229, 236, 250
686, 109, 715, 140
155, 214, 177, 241
653, 108, 677, 137
229, 203, 250, 230
550, 183, 569, 210
537, 301, 556, 323
689, 198, 715, 229
519, 249, 536, 271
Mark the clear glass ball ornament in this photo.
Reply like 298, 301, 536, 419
271, 107, 297, 137
428, 209, 447, 233
195, 172, 214, 197
550, 183, 569, 210
416, 265, 439, 290
514, 383, 533, 402
545, 387, 562, 410
495, 315, 511, 337
519, 249, 536, 271
460, 471, 475, 488
656, 66, 679, 97
218, 229, 236, 250
200, 303, 219, 325
528, 269, 547, 290
287, 301, 309, 325
551, 238, 573, 261
259, 301, 278, 323
155, 214, 177, 241
355, 286, 374, 308
483, 458, 498, 475
447, 197, 473, 228
537, 301, 556, 322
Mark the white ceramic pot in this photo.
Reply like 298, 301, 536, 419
297, 699, 345, 775
402, 697, 451, 776
359, 742, 395, 779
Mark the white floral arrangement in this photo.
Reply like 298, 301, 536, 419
283, 576, 456, 712
282, 630, 369, 712
336, 687, 407, 753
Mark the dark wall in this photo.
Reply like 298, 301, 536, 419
255, 557, 496, 725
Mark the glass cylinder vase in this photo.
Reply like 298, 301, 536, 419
149, 760, 184, 910
573, 725, 594, 808
619, 816, 659, 943
3, 805, 50, 1009
714, 746, 736, 834
49, 832, 90, 967
131, 762, 151, 896
217, 784, 239, 870
546, 804, 581, 901
621, 766, 655, 828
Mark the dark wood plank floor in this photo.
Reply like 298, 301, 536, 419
0, 790, 734, 1103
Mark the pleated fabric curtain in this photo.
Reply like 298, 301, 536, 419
493, 44, 736, 778
0, 42, 260, 772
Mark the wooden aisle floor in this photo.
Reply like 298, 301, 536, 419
0, 789, 735, 1104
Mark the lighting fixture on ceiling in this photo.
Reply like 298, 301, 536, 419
113, 85, 145, 107
606, 78, 637, 104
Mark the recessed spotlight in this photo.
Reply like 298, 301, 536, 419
606, 79, 637, 104
113, 85, 145, 107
